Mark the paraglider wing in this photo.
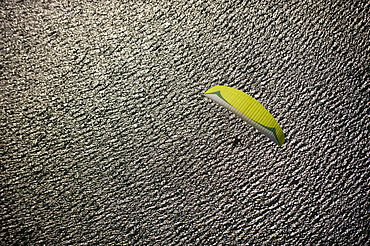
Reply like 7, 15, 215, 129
204, 85, 285, 146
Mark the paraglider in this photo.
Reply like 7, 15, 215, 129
204, 85, 285, 146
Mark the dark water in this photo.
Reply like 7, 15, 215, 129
1, 0, 369, 245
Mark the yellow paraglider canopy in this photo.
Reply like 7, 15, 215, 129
204, 85, 285, 146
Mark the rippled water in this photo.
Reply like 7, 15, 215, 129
1, 0, 369, 245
